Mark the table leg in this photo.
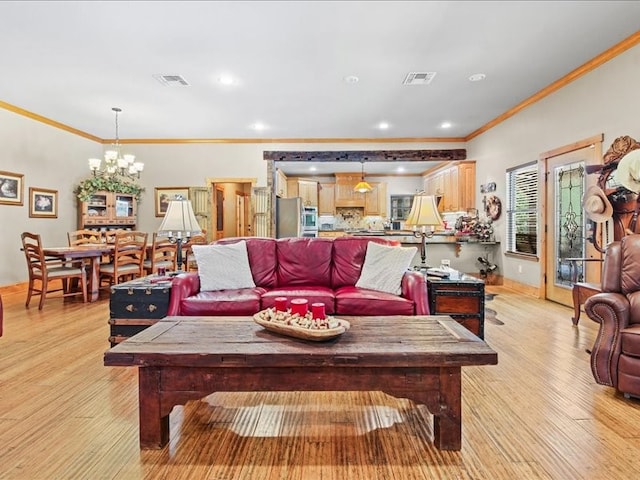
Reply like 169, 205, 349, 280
88, 256, 101, 302
433, 367, 462, 450
138, 367, 170, 449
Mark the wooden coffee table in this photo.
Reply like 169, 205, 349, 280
103, 315, 498, 450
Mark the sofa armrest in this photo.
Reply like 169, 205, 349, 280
585, 292, 630, 387
401, 270, 429, 315
167, 272, 201, 316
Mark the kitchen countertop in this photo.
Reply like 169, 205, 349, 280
318, 230, 497, 244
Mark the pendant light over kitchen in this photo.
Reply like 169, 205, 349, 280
354, 160, 373, 193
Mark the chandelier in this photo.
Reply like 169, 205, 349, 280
88, 107, 144, 179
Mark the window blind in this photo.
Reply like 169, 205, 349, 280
506, 162, 538, 255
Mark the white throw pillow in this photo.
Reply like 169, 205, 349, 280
355, 242, 417, 295
192, 241, 256, 291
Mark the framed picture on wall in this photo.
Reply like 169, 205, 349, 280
29, 187, 58, 218
155, 187, 189, 217
0, 170, 24, 206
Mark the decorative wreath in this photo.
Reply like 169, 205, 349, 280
485, 195, 502, 221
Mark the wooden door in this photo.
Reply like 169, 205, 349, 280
214, 186, 224, 240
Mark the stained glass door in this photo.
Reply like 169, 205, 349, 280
545, 143, 600, 307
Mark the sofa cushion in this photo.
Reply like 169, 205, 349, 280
331, 236, 400, 288
193, 241, 256, 291
261, 286, 336, 314
621, 325, 640, 357
335, 286, 415, 316
355, 241, 417, 295
217, 237, 278, 288
180, 288, 266, 316
276, 237, 333, 287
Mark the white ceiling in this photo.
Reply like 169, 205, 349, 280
1, 1, 639, 176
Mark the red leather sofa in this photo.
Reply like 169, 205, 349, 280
167, 236, 429, 317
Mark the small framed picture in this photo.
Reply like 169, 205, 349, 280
29, 187, 58, 218
155, 187, 189, 217
0, 170, 24, 206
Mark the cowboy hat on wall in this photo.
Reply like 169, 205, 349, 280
582, 185, 613, 223
615, 149, 640, 194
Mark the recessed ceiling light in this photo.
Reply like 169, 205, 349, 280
344, 75, 359, 84
252, 122, 266, 131
440, 122, 452, 129
378, 122, 390, 130
469, 73, 486, 82
397, 166, 405, 173
310, 166, 317, 172
218, 75, 235, 85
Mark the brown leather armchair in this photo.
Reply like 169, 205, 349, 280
585, 234, 640, 398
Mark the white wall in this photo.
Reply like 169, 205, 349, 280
1, 109, 102, 285
467, 43, 640, 287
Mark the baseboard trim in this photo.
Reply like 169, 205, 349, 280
501, 278, 540, 297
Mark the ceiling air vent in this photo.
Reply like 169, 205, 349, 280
153, 74, 190, 87
403, 72, 437, 85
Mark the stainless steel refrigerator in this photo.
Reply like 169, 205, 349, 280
276, 197, 303, 238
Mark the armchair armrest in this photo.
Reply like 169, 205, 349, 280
401, 270, 429, 315
584, 292, 630, 387
167, 272, 201, 316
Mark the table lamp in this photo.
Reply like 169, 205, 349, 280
404, 192, 444, 270
157, 195, 202, 271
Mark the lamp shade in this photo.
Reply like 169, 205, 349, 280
354, 180, 373, 193
404, 193, 444, 227
158, 197, 202, 235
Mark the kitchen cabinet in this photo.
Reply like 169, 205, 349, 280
78, 191, 137, 229
364, 182, 387, 216
318, 183, 335, 215
286, 178, 318, 206
423, 161, 476, 212
334, 173, 365, 207
390, 195, 413, 220
298, 180, 318, 207
275, 168, 288, 198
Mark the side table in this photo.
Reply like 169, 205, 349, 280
426, 271, 486, 339
108, 276, 173, 346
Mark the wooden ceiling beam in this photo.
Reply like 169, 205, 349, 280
263, 149, 466, 162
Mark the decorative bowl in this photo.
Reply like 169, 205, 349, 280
253, 310, 350, 342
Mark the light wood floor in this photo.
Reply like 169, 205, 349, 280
1, 286, 640, 479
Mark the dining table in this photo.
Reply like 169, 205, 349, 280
42, 244, 113, 302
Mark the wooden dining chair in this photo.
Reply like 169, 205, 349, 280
67, 229, 104, 246
104, 229, 128, 245
21, 232, 88, 310
184, 232, 208, 272
68, 229, 106, 268
143, 233, 178, 275
99, 231, 148, 286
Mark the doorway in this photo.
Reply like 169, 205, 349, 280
207, 177, 257, 240
541, 135, 603, 306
